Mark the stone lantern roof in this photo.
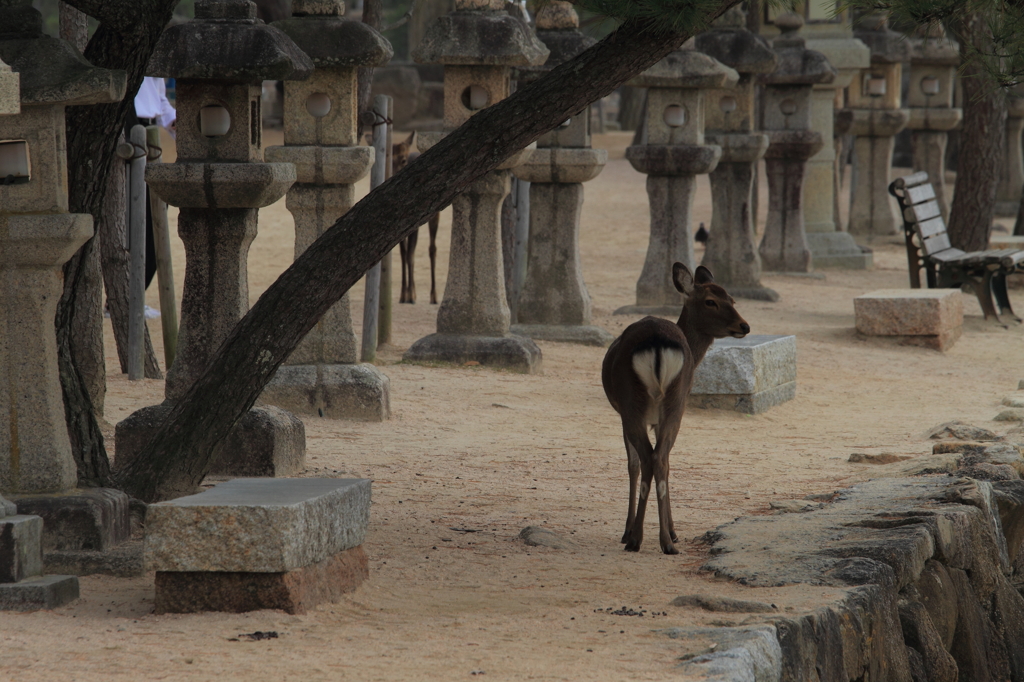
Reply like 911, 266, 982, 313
763, 13, 836, 86
854, 12, 911, 64
695, 7, 777, 76
513, 1, 595, 81
412, 2, 549, 66
0, 0, 125, 105
910, 24, 958, 66
147, 0, 313, 82
272, 0, 393, 68
629, 49, 738, 89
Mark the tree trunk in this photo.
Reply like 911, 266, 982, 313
58, 0, 180, 484
745, 0, 761, 33
618, 85, 646, 131
946, 12, 1006, 252
1015, 181, 1024, 235
113, 12, 736, 503
357, 0, 383, 140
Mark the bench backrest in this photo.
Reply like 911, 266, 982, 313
890, 172, 952, 256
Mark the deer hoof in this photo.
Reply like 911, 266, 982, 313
661, 543, 679, 555
624, 537, 642, 552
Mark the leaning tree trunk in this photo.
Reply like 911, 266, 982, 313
58, 0, 180, 484
112, 7, 740, 503
946, 12, 1006, 252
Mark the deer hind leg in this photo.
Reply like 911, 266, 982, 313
621, 433, 644, 544
406, 227, 419, 304
623, 423, 654, 552
653, 401, 684, 554
399, 238, 409, 303
428, 212, 439, 304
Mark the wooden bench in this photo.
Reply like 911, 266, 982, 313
889, 171, 1024, 323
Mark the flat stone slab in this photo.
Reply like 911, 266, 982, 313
510, 324, 614, 347
403, 333, 543, 374
8, 488, 131, 552
116, 405, 305, 478
0, 515, 42, 583
145, 478, 371, 573
261, 363, 391, 421
855, 289, 963, 351
806, 232, 873, 270
155, 545, 368, 615
690, 335, 797, 414
44, 540, 144, 578
0, 574, 79, 611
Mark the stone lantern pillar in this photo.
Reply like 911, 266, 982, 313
997, 86, 1024, 216
615, 51, 737, 316
759, 13, 836, 273
847, 13, 910, 239
507, 1, 611, 346
260, 0, 393, 420
0, 0, 126, 494
115, 0, 313, 478
906, 27, 961, 221
696, 7, 779, 301
0, 56, 17, 114
404, 0, 548, 372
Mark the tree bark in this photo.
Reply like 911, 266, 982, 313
57, 0, 179, 484
113, 11, 736, 503
356, 0, 383, 140
946, 12, 1006, 252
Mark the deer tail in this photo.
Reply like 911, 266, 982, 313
631, 346, 685, 401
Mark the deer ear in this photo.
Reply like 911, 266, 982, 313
672, 262, 695, 295
405, 131, 417, 149
694, 266, 715, 286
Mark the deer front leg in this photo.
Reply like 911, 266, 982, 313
428, 213, 439, 304
621, 436, 641, 543
399, 238, 409, 303
406, 227, 419, 304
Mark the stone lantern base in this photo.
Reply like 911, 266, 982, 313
404, 333, 542, 373
259, 364, 391, 421
115, 405, 306, 478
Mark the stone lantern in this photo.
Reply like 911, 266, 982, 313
759, 13, 836, 273
847, 13, 911, 239
616, 51, 737, 315
508, 1, 611, 346
260, 0, 393, 420
997, 85, 1024, 216
116, 0, 313, 477
404, 0, 548, 373
696, 7, 779, 301
0, 0, 126, 494
906, 26, 961, 221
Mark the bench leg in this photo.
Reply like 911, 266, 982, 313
972, 273, 1005, 324
991, 272, 1022, 323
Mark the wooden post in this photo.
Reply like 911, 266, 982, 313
361, 95, 388, 362
378, 95, 393, 347
146, 125, 179, 371
126, 124, 147, 380
509, 177, 530, 323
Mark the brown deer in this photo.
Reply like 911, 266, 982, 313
390, 133, 440, 305
602, 263, 749, 554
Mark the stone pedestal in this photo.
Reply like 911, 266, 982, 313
117, 0, 312, 475
854, 289, 963, 351
0, 496, 78, 611
264, 2, 393, 419
406, 0, 547, 371
509, 3, 611, 346
690, 335, 797, 414
996, 94, 1024, 216
146, 478, 370, 614
848, 14, 911, 240
696, 10, 779, 299
759, 14, 835, 273
614, 50, 736, 315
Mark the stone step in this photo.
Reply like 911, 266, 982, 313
0, 515, 43, 583
8, 488, 131, 552
0, 575, 79, 611
854, 289, 963, 351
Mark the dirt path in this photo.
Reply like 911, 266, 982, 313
3, 132, 1023, 681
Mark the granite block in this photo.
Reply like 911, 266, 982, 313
0, 515, 42, 583
9, 488, 131, 552
0, 574, 79, 611
855, 289, 963, 337
403, 333, 543, 374
154, 545, 368, 615
145, 477, 371, 573
691, 335, 797, 396
261, 363, 391, 421
689, 381, 797, 415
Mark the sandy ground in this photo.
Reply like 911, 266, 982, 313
3, 130, 1024, 681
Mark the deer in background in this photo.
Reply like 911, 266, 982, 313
390, 133, 440, 305
602, 264, 750, 554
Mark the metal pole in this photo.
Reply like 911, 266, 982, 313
510, 177, 530, 323
361, 95, 388, 362
146, 125, 179, 371
378, 95, 393, 347
126, 124, 147, 380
